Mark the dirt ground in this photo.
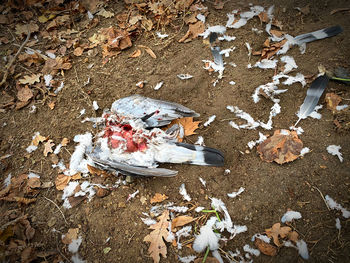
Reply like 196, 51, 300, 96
1, 0, 350, 262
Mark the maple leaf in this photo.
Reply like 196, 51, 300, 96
167, 117, 201, 142
265, 223, 292, 247
144, 210, 172, 263
150, 193, 168, 204
257, 130, 303, 164
19, 74, 41, 85
43, 140, 55, 157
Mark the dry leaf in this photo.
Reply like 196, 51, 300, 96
254, 238, 278, 256
48, 101, 55, 110
288, 231, 299, 242
0, 196, 37, 204
257, 130, 303, 164
62, 228, 79, 244
47, 15, 70, 30
179, 21, 205, 43
73, 47, 84, 56
325, 93, 342, 112
171, 216, 194, 231
150, 193, 168, 204
270, 30, 285, 38
167, 117, 201, 142
43, 140, 55, 157
32, 134, 47, 146
19, 74, 41, 85
129, 49, 141, 58
27, 177, 41, 188
68, 195, 86, 208
15, 23, 39, 36
87, 164, 110, 177
139, 45, 156, 59
17, 86, 33, 102
61, 138, 69, 146
265, 223, 292, 247
55, 174, 71, 190
97, 8, 114, 18
258, 12, 269, 23
144, 210, 172, 263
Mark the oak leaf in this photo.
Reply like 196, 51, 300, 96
144, 210, 172, 263
254, 238, 277, 256
19, 74, 41, 85
43, 140, 55, 156
150, 193, 168, 204
257, 130, 303, 164
265, 223, 292, 247
32, 133, 47, 146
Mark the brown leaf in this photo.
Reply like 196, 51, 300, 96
270, 30, 285, 38
150, 193, 169, 204
0, 196, 37, 204
179, 21, 205, 43
87, 164, 110, 177
27, 177, 41, 188
48, 101, 55, 110
21, 247, 36, 263
73, 47, 84, 56
17, 86, 33, 102
129, 49, 141, 58
257, 130, 303, 164
167, 117, 201, 142
47, 15, 70, 30
265, 223, 292, 247
68, 195, 86, 208
32, 133, 47, 146
139, 45, 156, 59
171, 216, 194, 231
288, 231, 299, 242
15, 23, 39, 36
55, 174, 70, 190
43, 140, 55, 157
144, 210, 171, 263
254, 238, 278, 256
325, 93, 342, 112
96, 187, 110, 198
61, 138, 69, 146
62, 228, 79, 244
258, 12, 269, 23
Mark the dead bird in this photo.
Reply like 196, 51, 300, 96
84, 95, 224, 177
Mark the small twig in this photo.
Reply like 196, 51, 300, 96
312, 186, 330, 211
43, 196, 68, 225
127, 233, 136, 244
0, 27, 31, 87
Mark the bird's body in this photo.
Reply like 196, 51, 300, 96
87, 95, 224, 176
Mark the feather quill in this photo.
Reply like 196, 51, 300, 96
295, 75, 329, 126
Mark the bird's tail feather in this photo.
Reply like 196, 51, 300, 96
170, 142, 224, 166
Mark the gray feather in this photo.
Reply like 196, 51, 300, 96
295, 75, 329, 126
211, 47, 224, 68
89, 155, 178, 177
294, 25, 343, 44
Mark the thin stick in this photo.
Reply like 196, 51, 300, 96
43, 196, 68, 225
312, 186, 330, 211
0, 27, 31, 87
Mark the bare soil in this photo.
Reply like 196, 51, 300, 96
1, 0, 350, 262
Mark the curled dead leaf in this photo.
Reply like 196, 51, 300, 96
265, 223, 292, 247
139, 45, 156, 59
179, 21, 205, 43
325, 93, 342, 112
254, 238, 278, 256
129, 49, 141, 58
171, 215, 194, 231
73, 47, 84, 56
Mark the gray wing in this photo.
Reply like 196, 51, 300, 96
111, 95, 199, 127
89, 155, 178, 177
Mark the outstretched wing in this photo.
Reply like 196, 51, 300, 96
111, 95, 200, 127
89, 155, 178, 177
